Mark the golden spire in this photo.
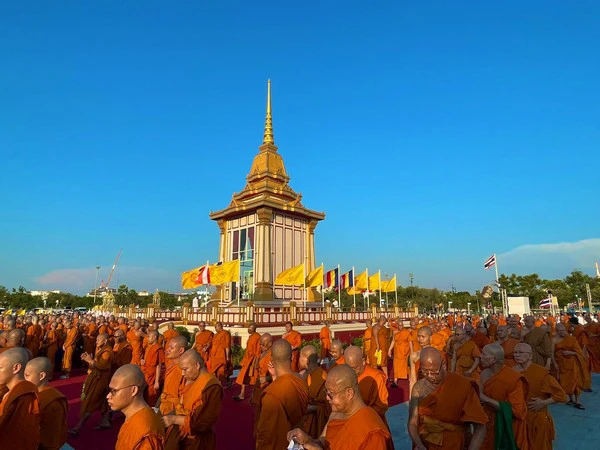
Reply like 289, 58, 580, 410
262, 79, 274, 145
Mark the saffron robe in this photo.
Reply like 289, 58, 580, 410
454, 339, 481, 379
583, 322, 600, 372
282, 330, 303, 372
319, 326, 332, 359
302, 366, 329, 439
417, 372, 488, 450
38, 385, 68, 450
61, 327, 78, 372
80, 344, 113, 416
25, 323, 44, 357
554, 335, 588, 395
208, 330, 231, 380
324, 406, 394, 450
116, 406, 165, 450
194, 330, 214, 363
523, 328, 553, 367
143, 343, 165, 406
363, 326, 373, 364
44, 329, 59, 375
0, 380, 40, 450
113, 340, 133, 373
499, 338, 520, 367
127, 330, 144, 365
256, 373, 309, 450
251, 348, 272, 435
472, 332, 490, 351
84, 322, 98, 355
235, 332, 261, 386
159, 363, 183, 416
357, 365, 389, 423
371, 326, 391, 367
163, 328, 180, 348
392, 329, 411, 379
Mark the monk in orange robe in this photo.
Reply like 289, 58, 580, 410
60, 320, 78, 379
479, 343, 529, 450
208, 322, 231, 386
327, 339, 345, 371
112, 329, 133, 373
495, 325, 520, 367
389, 321, 411, 383
193, 321, 213, 364
84, 318, 99, 355
282, 321, 303, 372
408, 347, 487, 450
0, 348, 41, 450
163, 322, 180, 349
553, 323, 588, 409
371, 316, 391, 378
25, 316, 44, 358
25, 357, 68, 450
472, 324, 490, 351
288, 364, 394, 450
583, 316, 600, 372
127, 321, 145, 366
108, 364, 165, 450
162, 349, 223, 450
319, 321, 332, 361
69, 333, 114, 435
522, 315, 552, 368
513, 343, 566, 450
41, 321, 59, 377
451, 327, 481, 380
251, 333, 273, 435
158, 335, 187, 416
234, 324, 261, 401
362, 320, 373, 364
256, 339, 309, 450
299, 345, 329, 439
142, 330, 165, 407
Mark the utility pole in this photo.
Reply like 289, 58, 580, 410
94, 266, 100, 304
586, 284, 593, 313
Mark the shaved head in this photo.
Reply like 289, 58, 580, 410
0, 347, 29, 385
24, 357, 52, 387
328, 364, 359, 390
343, 345, 363, 365
171, 335, 188, 348
180, 349, 205, 367
7, 329, 25, 347
481, 343, 504, 368
113, 363, 146, 387
515, 343, 532, 353
0, 347, 29, 368
299, 344, 318, 369
420, 346, 442, 366
271, 339, 292, 364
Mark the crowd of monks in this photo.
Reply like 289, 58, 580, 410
0, 310, 598, 449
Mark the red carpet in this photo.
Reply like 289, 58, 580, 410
53, 369, 408, 450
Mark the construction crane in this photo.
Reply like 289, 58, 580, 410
105, 248, 123, 289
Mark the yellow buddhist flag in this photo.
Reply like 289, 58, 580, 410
347, 286, 362, 295
275, 263, 305, 286
368, 272, 381, 290
210, 260, 240, 285
305, 265, 324, 287
381, 275, 397, 293
181, 266, 204, 289
354, 271, 368, 289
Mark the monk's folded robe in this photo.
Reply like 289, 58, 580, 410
159, 363, 183, 416
38, 385, 68, 450
116, 406, 165, 450
80, 344, 113, 416
324, 405, 394, 450
143, 342, 165, 406
236, 332, 261, 386
392, 329, 411, 379
0, 380, 40, 450
554, 335, 588, 396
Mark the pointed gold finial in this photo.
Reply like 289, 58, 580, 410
262, 79, 274, 145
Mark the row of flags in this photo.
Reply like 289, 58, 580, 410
181, 260, 240, 289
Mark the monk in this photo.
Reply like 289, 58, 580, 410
59, 320, 78, 379
84, 317, 99, 355
553, 323, 588, 409
25, 316, 44, 358
112, 329, 133, 373
344, 345, 390, 429
142, 330, 165, 406
319, 320, 332, 363
408, 347, 487, 450
0, 327, 26, 354
299, 344, 329, 439
234, 323, 261, 401
157, 335, 187, 416
495, 325, 520, 367
251, 333, 273, 434
69, 332, 114, 435
163, 322, 180, 349
389, 320, 411, 384
193, 321, 213, 364
451, 327, 480, 380
0, 347, 40, 450
288, 364, 393, 450
409, 326, 435, 394
25, 357, 68, 450
327, 339, 345, 370
127, 321, 146, 366
362, 320, 373, 364
41, 321, 59, 377
513, 343, 566, 450
471, 323, 490, 351
162, 350, 223, 450
371, 316, 391, 378
108, 364, 165, 450
256, 339, 309, 450
209, 322, 231, 386
479, 344, 529, 450
282, 321, 303, 372
583, 315, 600, 372
522, 316, 552, 368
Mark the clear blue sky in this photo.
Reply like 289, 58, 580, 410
1, 1, 599, 295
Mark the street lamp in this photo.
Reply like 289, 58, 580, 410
467, 302, 471, 315
94, 266, 100, 304
448, 301, 452, 312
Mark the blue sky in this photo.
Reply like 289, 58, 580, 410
1, 1, 599, 295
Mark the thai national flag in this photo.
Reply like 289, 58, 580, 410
539, 297, 552, 309
484, 254, 496, 270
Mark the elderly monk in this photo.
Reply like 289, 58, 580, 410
193, 321, 213, 364
522, 316, 552, 368
344, 345, 390, 430
451, 327, 480, 380
371, 316, 391, 377
0, 347, 40, 450
327, 339, 345, 371
234, 323, 261, 401
162, 350, 223, 450
282, 321, 303, 372
479, 344, 529, 450
157, 335, 187, 416
256, 339, 308, 450
113, 329, 133, 373
142, 330, 165, 406
59, 320, 78, 379
299, 344, 329, 439
408, 347, 487, 450
41, 321, 59, 377
495, 325, 520, 367
127, 321, 146, 366
288, 364, 394, 450
514, 343, 566, 450
69, 332, 114, 435
0, 327, 26, 354
25, 357, 68, 450
251, 333, 273, 434
319, 321, 332, 363
108, 364, 165, 450
553, 323, 588, 409
25, 315, 44, 357
209, 322, 231, 386
389, 320, 411, 384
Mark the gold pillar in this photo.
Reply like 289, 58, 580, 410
325, 302, 332, 321
182, 303, 190, 325
306, 219, 320, 301
289, 301, 298, 325
254, 207, 274, 300
246, 302, 255, 324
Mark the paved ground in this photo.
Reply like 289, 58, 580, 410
388, 374, 600, 449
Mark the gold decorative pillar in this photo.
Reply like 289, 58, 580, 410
128, 305, 136, 320
146, 304, 156, 320
325, 302, 332, 321
371, 302, 378, 319
289, 301, 298, 325
182, 303, 190, 325
246, 302, 255, 324
254, 207, 274, 300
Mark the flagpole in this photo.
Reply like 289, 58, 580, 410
337, 264, 341, 309
494, 253, 499, 286
379, 270, 383, 309
352, 266, 356, 309
365, 268, 369, 312
237, 260, 241, 308
303, 261, 307, 309
394, 273, 398, 305
321, 262, 325, 308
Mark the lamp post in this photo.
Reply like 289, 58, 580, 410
448, 301, 452, 312
94, 266, 100, 304
467, 302, 471, 315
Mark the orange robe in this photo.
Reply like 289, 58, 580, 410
25, 323, 44, 357
319, 326, 332, 359
80, 344, 113, 416
44, 329, 59, 375
61, 327, 78, 372
0, 380, 41, 450
392, 329, 411, 379
328, 355, 346, 372
251, 349, 272, 434
143, 343, 165, 407
417, 372, 488, 449
256, 373, 309, 450
209, 330, 231, 381
488, 323, 498, 341
235, 332, 261, 386
472, 332, 490, 351
430, 332, 446, 353
523, 328, 553, 367
454, 339, 481, 379
303, 366, 329, 439
165, 371, 223, 450
159, 363, 183, 416
113, 340, 133, 373
127, 330, 144, 365
116, 407, 165, 450
324, 406, 394, 450
363, 327, 373, 364
283, 330, 302, 372
357, 365, 389, 424
194, 330, 214, 363
499, 338, 520, 367
84, 323, 98, 355
520, 363, 566, 450
584, 322, 600, 372
481, 366, 529, 450
163, 328, 180, 348
38, 385, 68, 450
372, 326, 391, 368
554, 335, 588, 395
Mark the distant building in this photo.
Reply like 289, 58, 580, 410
29, 290, 62, 300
